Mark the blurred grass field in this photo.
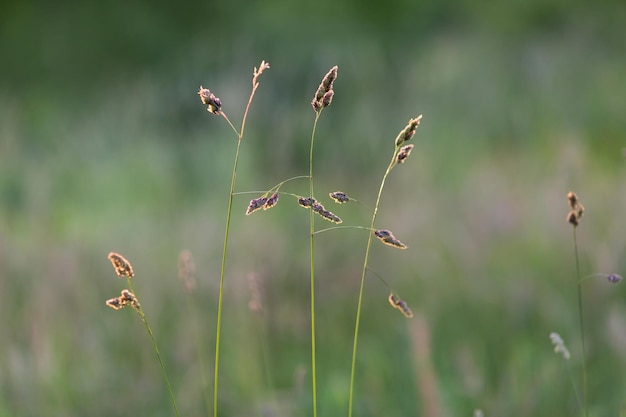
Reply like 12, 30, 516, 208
1, 0, 626, 416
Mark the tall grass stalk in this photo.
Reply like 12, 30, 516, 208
208, 61, 269, 417
572, 227, 588, 417
308, 111, 322, 417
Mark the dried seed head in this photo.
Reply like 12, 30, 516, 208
312, 65, 338, 111
298, 197, 316, 208
107, 252, 135, 278
253, 60, 270, 85
178, 249, 197, 293
549, 332, 570, 360
318, 208, 342, 224
246, 197, 269, 215
197, 86, 222, 114
567, 191, 578, 209
396, 144, 415, 164
120, 289, 140, 310
329, 191, 350, 204
566, 192, 584, 227
263, 193, 279, 210
388, 293, 413, 318
394, 115, 423, 147
374, 229, 407, 249
106, 297, 124, 310
607, 273, 623, 284
311, 202, 325, 213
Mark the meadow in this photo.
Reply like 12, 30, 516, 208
1, 1, 626, 416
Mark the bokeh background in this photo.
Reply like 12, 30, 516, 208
1, 0, 626, 416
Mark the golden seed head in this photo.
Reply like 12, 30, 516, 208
197, 86, 222, 114
396, 144, 415, 164
107, 252, 135, 278
329, 191, 350, 204
388, 293, 413, 318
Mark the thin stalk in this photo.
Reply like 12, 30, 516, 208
573, 227, 588, 417
213, 67, 266, 417
127, 279, 180, 417
348, 149, 397, 417
309, 112, 321, 417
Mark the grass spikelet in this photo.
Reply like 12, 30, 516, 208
298, 196, 316, 208
329, 191, 350, 204
394, 115, 422, 147
387, 293, 414, 318
263, 193, 279, 210
197, 86, 222, 114
246, 196, 269, 215
396, 144, 414, 164
107, 252, 135, 278
549, 332, 571, 360
312, 65, 338, 111
373, 229, 407, 249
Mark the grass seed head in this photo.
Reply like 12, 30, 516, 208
607, 273, 623, 284
246, 197, 269, 215
197, 86, 222, 114
298, 197, 316, 208
107, 252, 135, 278
566, 192, 584, 227
312, 65, 338, 111
549, 332, 571, 360
396, 144, 415, 164
394, 115, 422, 147
374, 229, 407, 249
329, 191, 350, 204
263, 193, 279, 210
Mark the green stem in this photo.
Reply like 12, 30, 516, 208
573, 227, 588, 417
348, 147, 397, 417
127, 279, 180, 417
309, 112, 321, 417
213, 75, 263, 417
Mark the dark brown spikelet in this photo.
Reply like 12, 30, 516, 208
106, 297, 124, 310
396, 144, 414, 164
108, 252, 135, 278
120, 289, 140, 310
329, 191, 350, 204
388, 293, 400, 308
198, 86, 222, 114
311, 202, 325, 213
312, 65, 338, 111
298, 197, 316, 208
374, 229, 407, 249
263, 193, 279, 210
246, 197, 268, 215
318, 208, 342, 224
394, 115, 423, 147
566, 192, 584, 227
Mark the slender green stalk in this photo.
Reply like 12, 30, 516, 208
126, 278, 181, 417
348, 148, 398, 417
308, 112, 321, 417
212, 62, 268, 417
572, 227, 588, 417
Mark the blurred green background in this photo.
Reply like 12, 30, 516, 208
2, 0, 626, 416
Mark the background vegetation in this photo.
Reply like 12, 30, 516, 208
1, 0, 626, 415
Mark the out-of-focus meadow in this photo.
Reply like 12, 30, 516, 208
1, 0, 626, 416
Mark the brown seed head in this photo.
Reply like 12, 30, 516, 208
263, 193, 279, 210
106, 297, 124, 310
312, 65, 338, 111
246, 197, 269, 215
395, 115, 423, 147
329, 191, 350, 204
107, 252, 135, 278
318, 208, 342, 224
197, 86, 222, 114
374, 229, 407, 249
567, 210, 579, 226
298, 197, 316, 208
396, 144, 415, 164
567, 191, 578, 209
